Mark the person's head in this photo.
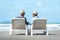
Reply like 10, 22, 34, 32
32, 11, 38, 17
20, 10, 25, 17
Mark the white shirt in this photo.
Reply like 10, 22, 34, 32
32, 16, 39, 20
31, 16, 39, 24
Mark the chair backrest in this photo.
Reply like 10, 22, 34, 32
12, 18, 25, 30
33, 18, 47, 30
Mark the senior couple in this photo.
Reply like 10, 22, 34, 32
17, 10, 39, 25
17, 10, 39, 35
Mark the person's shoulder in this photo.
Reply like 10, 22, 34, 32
23, 16, 26, 18
34, 16, 38, 18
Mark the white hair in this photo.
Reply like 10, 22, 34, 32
33, 11, 38, 14
20, 10, 25, 13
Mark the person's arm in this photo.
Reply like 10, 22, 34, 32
25, 17, 30, 25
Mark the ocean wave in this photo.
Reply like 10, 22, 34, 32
0, 24, 60, 31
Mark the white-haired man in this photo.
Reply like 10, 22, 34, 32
17, 10, 30, 25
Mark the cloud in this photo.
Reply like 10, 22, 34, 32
36, 2, 43, 6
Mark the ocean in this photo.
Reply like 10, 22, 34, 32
0, 21, 60, 31
0, 23, 60, 31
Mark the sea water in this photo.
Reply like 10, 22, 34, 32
0, 24, 60, 31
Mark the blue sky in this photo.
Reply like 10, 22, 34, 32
0, 0, 60, 23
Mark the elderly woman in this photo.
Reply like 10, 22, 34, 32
31, 11, 39, 24
32, 11, 39, 20
27, 11, 39, 35
17, 10, 30, 25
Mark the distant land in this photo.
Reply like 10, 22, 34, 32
0, 21, 11, 24
0, 21, 60, 24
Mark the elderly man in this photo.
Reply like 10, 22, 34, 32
17, 10, 31, 35
17, 10, 30, 25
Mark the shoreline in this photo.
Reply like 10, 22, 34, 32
0, 24, 60, 27
0, 30, 60, 40
0, 24, 60, 31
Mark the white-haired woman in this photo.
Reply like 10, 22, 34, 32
31, 11, 39, 24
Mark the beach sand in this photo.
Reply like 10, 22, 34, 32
0, 30, 60, 40
0, 24, 60, 40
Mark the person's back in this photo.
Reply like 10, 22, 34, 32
16, 10, 30, 25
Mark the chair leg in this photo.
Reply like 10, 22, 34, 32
46, 31, 48, 36
25, 25, 28, 35
31, 31, 33, 36
26, 28, 27, 35
10, 25, 12, 35
26, 31, 27, 35
10, 29, 14, 35
31, 26, 33, 36
10, 28, 12, 35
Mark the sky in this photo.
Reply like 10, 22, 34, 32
0, 0, 60, 23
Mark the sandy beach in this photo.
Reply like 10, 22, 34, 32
0, 24, 60, 40
0, 24, 60, 31
0, 0, 60, 40
0, 30, 60, 40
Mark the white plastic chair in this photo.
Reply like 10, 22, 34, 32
31, 18, 48, 36
10, 18, 27, 35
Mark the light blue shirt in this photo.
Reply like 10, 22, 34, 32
31, 16, 39, 24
